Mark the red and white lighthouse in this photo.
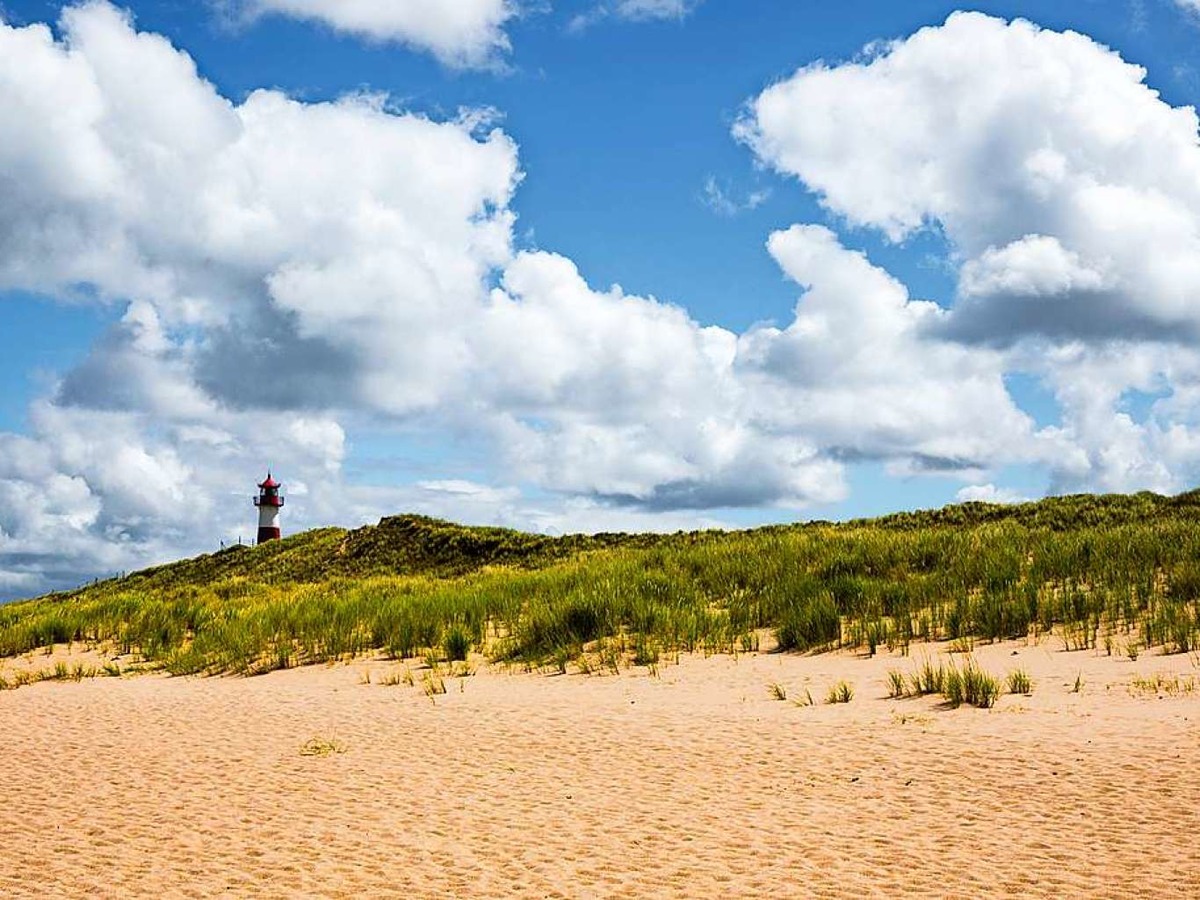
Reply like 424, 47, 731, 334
253, 472, 284, 544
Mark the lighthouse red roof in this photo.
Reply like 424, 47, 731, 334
258, 472, 281, 489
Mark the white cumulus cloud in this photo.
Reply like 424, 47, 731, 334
739, 10, 1200, 496
237, 0, 518, 68
737, 11, 1200, 345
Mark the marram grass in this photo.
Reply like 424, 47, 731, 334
3, 490, 1200, 676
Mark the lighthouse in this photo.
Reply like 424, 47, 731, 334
253, 472, 285, 544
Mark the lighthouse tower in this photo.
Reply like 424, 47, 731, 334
253, 472, 285, 544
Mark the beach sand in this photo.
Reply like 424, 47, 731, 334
2, 639, 1199, 898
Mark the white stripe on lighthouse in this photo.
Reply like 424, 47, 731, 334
258, 504, 280, 532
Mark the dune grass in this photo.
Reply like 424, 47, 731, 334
2, 491, 1200, 678
892, 657, 1005, 708
1007, 669, 1033, 695
1129, 673, 1197, 696
825, 681, 854, 704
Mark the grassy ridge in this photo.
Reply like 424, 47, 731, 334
3, 491, 1200, 676
111, 515, 669, 589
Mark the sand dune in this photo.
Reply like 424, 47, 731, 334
2, 640, 1199, 898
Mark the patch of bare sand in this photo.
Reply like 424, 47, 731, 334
2, 639, 1199, 898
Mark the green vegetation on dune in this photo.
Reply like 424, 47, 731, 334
115, 515, 667, 589
4, 491, 1200, 677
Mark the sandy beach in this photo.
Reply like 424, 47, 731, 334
2, 640, 1199, 898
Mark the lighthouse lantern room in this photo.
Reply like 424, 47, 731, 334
253, 472, 285, 544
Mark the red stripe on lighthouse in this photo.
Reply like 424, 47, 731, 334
257, 526, 281, 544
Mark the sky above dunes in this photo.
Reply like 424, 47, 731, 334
2, 0, 1200, 597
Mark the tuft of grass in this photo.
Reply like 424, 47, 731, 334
1006, 668, 1033, 695
959, 662, 1001, 708
768, 682, 788, 701
599, 640, 621, 676
300, 735, 346, 757
379, 669, 405, 687
550, 646, 571, 675
1072, 672, 1084, 694
908, 658, 945, 697
422, 671, 446, 698
906, 658, 1002, 708
442, 624, 471, 663
886, 669, 907, 699
949, 636, 975, 654
825, 681, 854, 704
1129, 673, 1196, 696
633, 635, 660, 667
943, 665, 964, 707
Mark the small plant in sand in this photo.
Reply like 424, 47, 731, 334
300, 735, 346, 757
599, 640, 621, 675
442, 624, 471, 663
886, 670, 907, 699
768, 682, 788, 701
908, 659, 945, 697
953, 661, 1000, 708
930, 659, 1001, 708
633, 635, 660, 667
825, 681, 854, 704
551, 646, 571, 675
1129, 673, 1197, 696
1006, 669, 1033, 695
943, 666, 964, 706
1072, 672, 1085, 694
379, 669, 406, 687
422, 671, 446, 698
963, 664, 1001, 707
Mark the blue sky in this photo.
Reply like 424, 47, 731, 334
2, 0, 1200, 596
